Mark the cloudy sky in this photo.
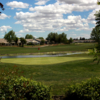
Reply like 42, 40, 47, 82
0, 0, 99, 39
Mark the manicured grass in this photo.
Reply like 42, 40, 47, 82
0, 54, 100, 95
0, 43, 96, 55
1, 56, 92, 65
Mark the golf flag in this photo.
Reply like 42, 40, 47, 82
38, 47, 40, 50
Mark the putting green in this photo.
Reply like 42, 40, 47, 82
1, 56, 92, 65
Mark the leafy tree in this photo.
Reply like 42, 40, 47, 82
69, 38, 73, 43
14, 37, 18, 45
20, 37, 26, 47
91, 27, 100, 44
89, 1, 100, 64
40, 39, 45, 45
25, 34, 34, 39
0, 2, 5, 14
38, 37, 44, 40
4, 30, 16, 43
46, 32, 67, 44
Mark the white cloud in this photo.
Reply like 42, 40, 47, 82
16, 33, 23, 37
6, 1, 29, 9
14, 11, 90, 32
87, 9, 100, 25
79, 33, 90, 39
0, 26, 12, 32
14, 1, 96, 33
58, 0, 96, 5
57, 0, 100, 12
1, 35, 4, 37
73, 34, 76, 36
35, 0, 49, 5
0, 13, 11, 19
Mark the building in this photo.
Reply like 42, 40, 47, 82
72, 40, 96, 43
26, 39, 40, 45
0, 38, 10, 45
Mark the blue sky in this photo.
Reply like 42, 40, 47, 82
0, 0, 99, 39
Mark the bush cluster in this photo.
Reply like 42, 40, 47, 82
27, 42, 34, 45
64, 77, 100, 100
0, 66, 51, 100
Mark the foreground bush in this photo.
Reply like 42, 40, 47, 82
0, 66, 51, 100
64, 77, 100, 100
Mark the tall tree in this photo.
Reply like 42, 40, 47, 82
46, 32, 67, 44
14, 37, 18, 45
25, 34, 34, 39
91, 27, 100, 44
4, 30, 16, 43
0, 2, 5, 14
20, 37, 26, 47
89, 1, 100, 64
69, 38, 73, 43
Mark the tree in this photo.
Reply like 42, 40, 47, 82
46, 32, 67, 44
25, 34, 34, 39
38, 37, 44, 40
69, 38, 73, 43
0, 2, 5, 14
14, 37, 18, 45
4, 30, 16, 43
91, 27, 100, 44
89, 1, 100, 64
40, 39, 45, 45
20, 37, 26, 47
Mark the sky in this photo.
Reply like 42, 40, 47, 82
0, 0, 99, 39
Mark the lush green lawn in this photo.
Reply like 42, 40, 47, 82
0, 54, 100, 95
2, 56, 91, 65
0, 43, 96, 55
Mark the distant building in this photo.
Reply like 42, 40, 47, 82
0, 38, 10, 45
26, 39, 40, 45
0, 38, 48, 46
72, 40, 96, 43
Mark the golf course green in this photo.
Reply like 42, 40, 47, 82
0, 43, 99, 95
2, 56, 92, 65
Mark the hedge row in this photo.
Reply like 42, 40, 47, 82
64, 77, 100, 100
0, 67, 51, 100
1, 66, 100, 100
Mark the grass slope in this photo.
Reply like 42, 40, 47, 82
0, 54, 100, 95
0, 43, 95, 55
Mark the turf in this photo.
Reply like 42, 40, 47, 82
1, 56, 92, 65
0, 43, 96, 55
0, 54, 100, 95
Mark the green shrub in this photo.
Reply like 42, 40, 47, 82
0, 66, 51, 100
27, 42, 34, 45
64, 77, 100, 100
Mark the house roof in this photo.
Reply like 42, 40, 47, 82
26, 39, 39, 43
0, 38, 9, 44
35, 38, 41, 42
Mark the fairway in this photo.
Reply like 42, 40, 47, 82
2, 56, 92, 65
0, 54, 100, 95
0, 43, 96, 55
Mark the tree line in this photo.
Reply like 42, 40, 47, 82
46, 32, 73, 44
3, 30, 73, 47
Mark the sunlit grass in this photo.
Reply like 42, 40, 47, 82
0, 43, 95, 55
2, 56, 92, 65
0, 54, 99, 95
